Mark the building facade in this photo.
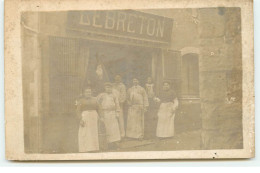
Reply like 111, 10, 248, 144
21, 8, 242, 153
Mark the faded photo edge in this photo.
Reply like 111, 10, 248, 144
4, 0, 255, 160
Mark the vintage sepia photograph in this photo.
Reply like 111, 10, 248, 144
22, 8, 244, 153
5, 0, 254, 160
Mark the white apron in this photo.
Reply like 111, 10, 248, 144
78, 110, 99, 152
103, 110, 121, 143
126, 86, 148, 139
126, 105, 144, 139
98, 93, 121, 143
112, 89, 125, 137
156, 99, 178, 138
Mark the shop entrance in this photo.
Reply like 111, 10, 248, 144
43, 36, 158, 153
83, 40, 155, 88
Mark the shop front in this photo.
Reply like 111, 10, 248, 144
22, 10, 201, 153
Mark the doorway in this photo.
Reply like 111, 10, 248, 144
84, 40, 154, 88
44, 37, 157, 153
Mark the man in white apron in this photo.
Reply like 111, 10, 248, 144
113, 75, 127, 138
97, 82, 121, 149
126, 78, 149, 139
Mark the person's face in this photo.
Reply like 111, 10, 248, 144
163, 83, 170, 91
84, 89, 92, 97
114, 75, 121, 83
147, 77, 152, 83
133, 79, 139, 86
105, 86, 112, 93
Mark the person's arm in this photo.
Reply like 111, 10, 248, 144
172, 97, 179, 114
172, 91, 178, 106
94, 97, 100, 117
153, 89, 161, 103
113, 95, 120, 118
76, 99, 85, 127
97, 94, 106, 122
97, 105, 104, 122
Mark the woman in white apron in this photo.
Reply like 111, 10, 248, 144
76, 88, 99, 152
154, 81, 179, 138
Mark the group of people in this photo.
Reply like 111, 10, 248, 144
75, 75, 179, 152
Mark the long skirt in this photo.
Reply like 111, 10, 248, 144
103, 110, 121, 143
78, 110, 99, 152
126, 105, 144, 139
156, 102, 176, 138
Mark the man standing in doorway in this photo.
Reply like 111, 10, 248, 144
113, 75, 127, 138
126, 78, 149, 139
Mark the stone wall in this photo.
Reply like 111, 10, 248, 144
198, 7, 243, 149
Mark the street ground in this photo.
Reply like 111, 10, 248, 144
114, 130, 202, 152
41, 103, 202, 153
